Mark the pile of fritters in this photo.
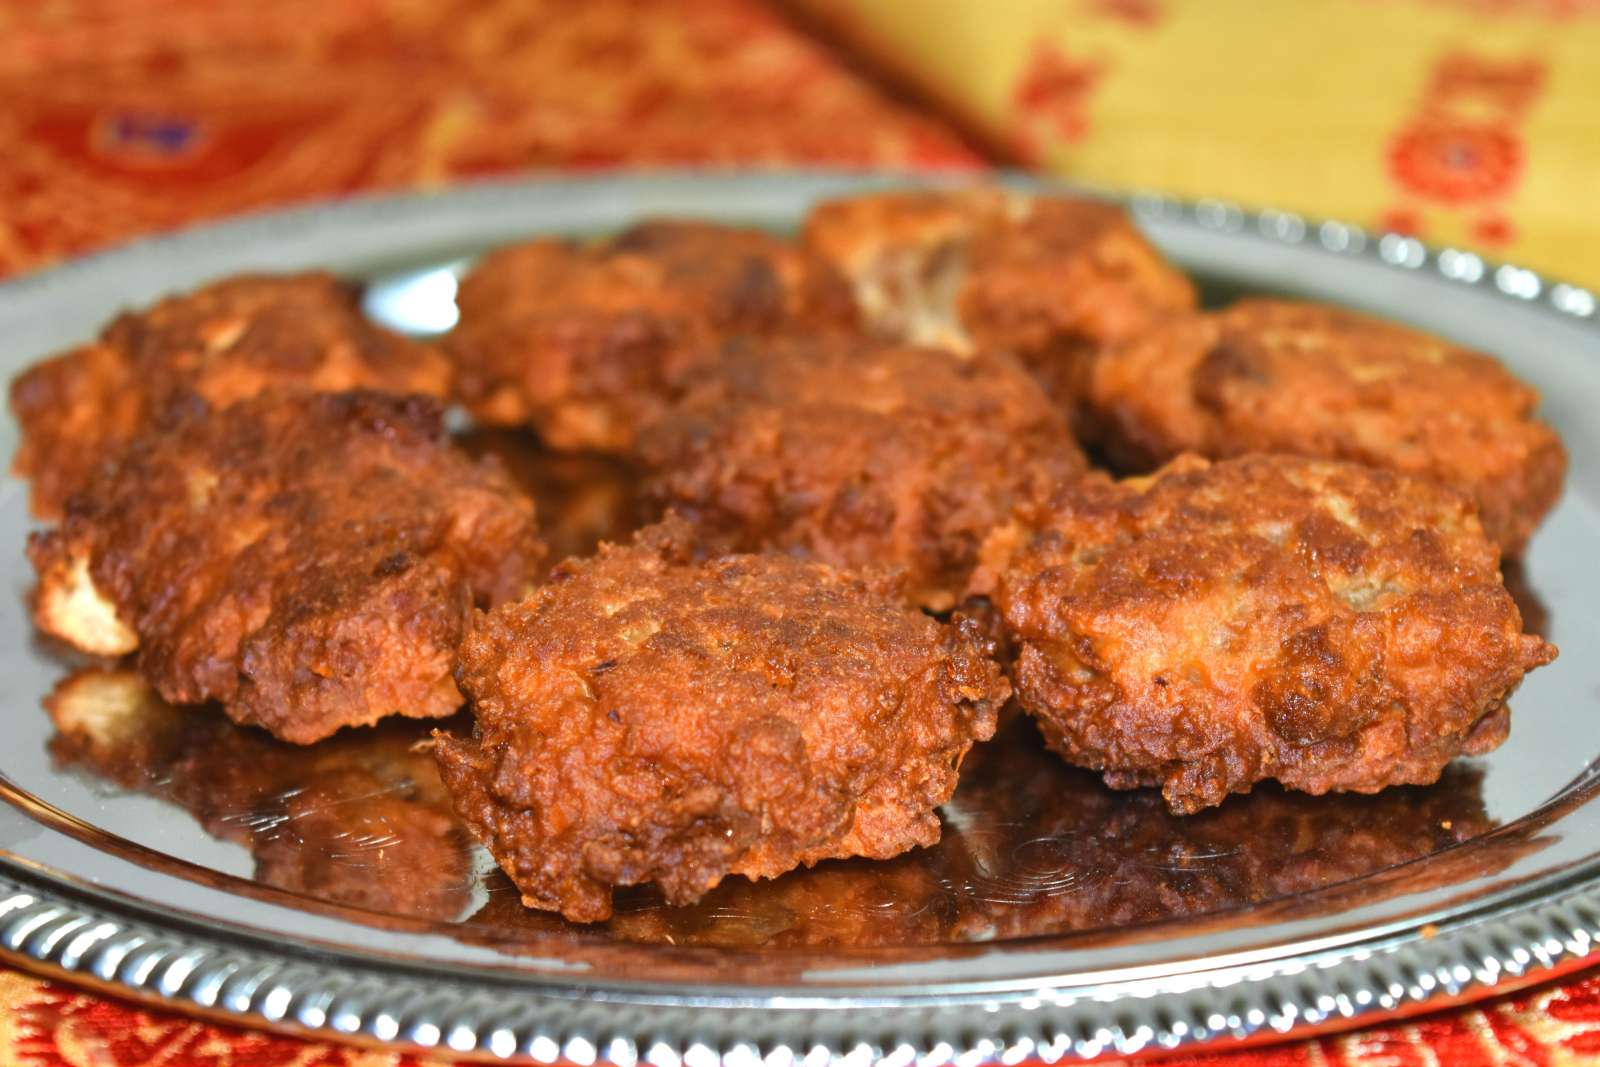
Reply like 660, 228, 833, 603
11, 187, 1561, 924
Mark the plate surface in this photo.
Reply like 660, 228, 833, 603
0, 173, 1598, 1064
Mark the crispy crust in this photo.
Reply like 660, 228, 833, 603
28, 390, 545, 744
9, 272, 450, 518
446, 220, 857, 452
1080, 299, 1567, 556
802, 187, 1195, 405
978, 454, 1556, 813
637, 336, 1085, 611
435, 517, 1009, 922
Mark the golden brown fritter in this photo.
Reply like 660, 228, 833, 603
446, 220, 857, 453
802, 186, 1195, 405
638, 337, 1086, 612
976, 454, 1556, 814
29, 390, 545, 744
1079, 299, 1567, 557
434, 517, 1009, 923
10, 272, 451, 519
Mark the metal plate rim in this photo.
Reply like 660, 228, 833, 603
3, 860, 1599, 1061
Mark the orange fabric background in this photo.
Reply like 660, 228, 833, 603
0, 1, 1596, 1064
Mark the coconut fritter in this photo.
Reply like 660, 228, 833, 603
447, 220, 857, 453
29, 390, 545, 744
434, 517, 1008, 923
1079, 299, 1567, 557
638, 337, 1085, 612
802, 186, 1195, 404
976, 454, 1556, 814
9, 272, 451, 519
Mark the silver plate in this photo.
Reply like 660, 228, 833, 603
0, 173, 1597, 1064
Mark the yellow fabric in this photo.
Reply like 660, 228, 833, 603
795, 0, 1600, 290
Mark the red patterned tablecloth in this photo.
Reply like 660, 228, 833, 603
0, 2, 1595, 1064
0, 0, 977, 274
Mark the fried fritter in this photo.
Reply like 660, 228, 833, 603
802, 186, 1195, 405
1079, 299, 1567, 556
976, 454, 1556, 814
434, 517, 1008, 923
29, 390, 545, 744
446, 220, 857, 453
638, 337, 1085, 612
10, 272, 451, 518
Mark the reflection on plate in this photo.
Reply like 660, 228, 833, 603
47, 664, 1507, 949
39, 432, 1513, 952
